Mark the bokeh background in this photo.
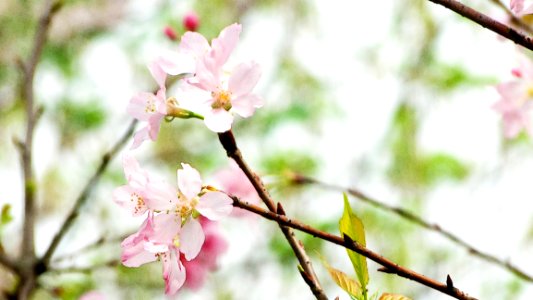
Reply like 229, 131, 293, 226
1, 0, 532, 299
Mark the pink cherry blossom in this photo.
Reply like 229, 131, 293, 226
113, 154, 151, 216
121, 213, 203, 295
493, 59, 533, 138
128, 54, 196, 149
214, 160, 260, 217
127, 60, 168, 149
179, 24, 263, 132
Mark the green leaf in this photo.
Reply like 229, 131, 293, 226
321, 258, 361, 298
339, 193, 369, 296
1, 204, 12, 225
378, 293, 412, 300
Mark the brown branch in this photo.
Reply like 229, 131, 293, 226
289, 173, 533, 283
426, 0, 533, 51
40, 119, 137, 267
0, 253, 18, 274
16, 0, 61, 298
217, 130, 328, 300
231, 197, 478, 300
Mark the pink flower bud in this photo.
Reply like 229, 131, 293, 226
511, 68, 523, 78
183, 12, 200, 32
163, 26, 178, 41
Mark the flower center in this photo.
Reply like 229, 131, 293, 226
130, 192, 145, 214
176, 192, 199, 218
172, 235, 180, 248
145, 95, 157, 113
211, 89, 232, 110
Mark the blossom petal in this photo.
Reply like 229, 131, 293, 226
131, 126, 150, 149
112, 185, 147, 216
231, 94, 263, 118
157, 51, 196, 76
163, 249, 186, 295
180, 32, 210, 58
122, 154, 148, 186
511, 0, 524, 14
197, 191, 233, 221
178, 163, 203, 200
180, 217, 205, 260
204, 109, 233, 132
148, 60, 167, 89
127, 92, 157, 121
145, 181, 179, 211
152, 213, 181, 244
210, 23, 241, 67
228, 61, 261, 97
121, 217, 159, 267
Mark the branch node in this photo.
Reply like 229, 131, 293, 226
446, 274, 454, 289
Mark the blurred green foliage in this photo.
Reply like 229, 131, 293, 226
54, 99, 107, 147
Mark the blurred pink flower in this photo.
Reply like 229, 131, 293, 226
181, 217, 228, 290
79, 291, 105, 300
493, 59, 533, 138
214, 160, 260, 217
511, 0, 533, 15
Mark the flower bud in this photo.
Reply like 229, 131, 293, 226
183, 12, 200, 32
163, 26, 178, 41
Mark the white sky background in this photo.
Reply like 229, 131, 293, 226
2, 0, 533, 299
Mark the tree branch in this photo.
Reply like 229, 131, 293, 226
0, 253, 18, 274
231, 197, 478, 300
288, 173, 533, 283
217, 130, 328, 300
40, 120, 137, 267
15, 0, 61, 298
426, 0, 533, 51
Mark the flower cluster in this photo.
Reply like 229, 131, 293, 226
493, 59, 533, 138
128, 23, 262, 149
113, 155, 233, 295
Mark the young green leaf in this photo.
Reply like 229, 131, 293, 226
339, 193, 369, 297
321, 258, 361, 298
378, 293, 412, 300
1, 204, 13, 226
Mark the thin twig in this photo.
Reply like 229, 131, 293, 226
51, 234, 128, 264
45, 260, 119, 275
19, 0, 59, 263
426, 0, 533, 51
16, 0, 61, 298
217, 131, 328, 300
40, 119, 137, 267
231, 197, 478, 300
288, 173, 533, 283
